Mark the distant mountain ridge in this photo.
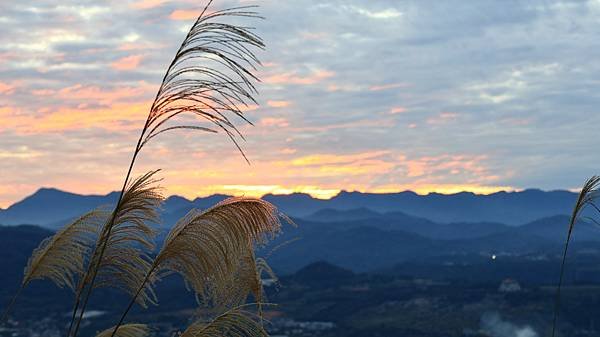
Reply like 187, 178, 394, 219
263, 212, 600, 273
0, 187, 579, 227
4, 211, 598, 274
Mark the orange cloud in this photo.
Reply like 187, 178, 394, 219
220, 185, 340, 199
291, 151, 390, 166
169, 9, 203, 20
111, 55, 144, 71
0, 145, 513, 209
370, 184, 514, 196
267, 100, 292, 108
0, 81, 15, 95
288, 151, 395, 177
259, 117, 289, 128
263, 70, 334, 85
0, 101, 150, 134
151, 151, 510, 204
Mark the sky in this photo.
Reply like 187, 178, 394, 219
1, 0, 600, 208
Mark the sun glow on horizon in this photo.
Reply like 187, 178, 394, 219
176, 183, 518, 201
0, 184, 520, 209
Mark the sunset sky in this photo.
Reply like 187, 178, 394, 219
1, 0, 600, 208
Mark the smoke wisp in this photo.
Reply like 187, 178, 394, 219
480, 312, 538, 337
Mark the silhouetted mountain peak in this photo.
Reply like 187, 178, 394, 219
163, 195, 193, 212
25, 188, 118, 202
0, 188, 119, 227
293, 261, 354, 284
262, 192, 315, 201
36, 187, 63, 194
30, 187, 76, 198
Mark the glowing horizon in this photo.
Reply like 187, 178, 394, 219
1, 183, 523, 209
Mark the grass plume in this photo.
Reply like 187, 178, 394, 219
69, 2, 265, 335
552, 175, 600, 337
180, 306, 269, 337
108, 197, 285, 337
3, 3, 275, 337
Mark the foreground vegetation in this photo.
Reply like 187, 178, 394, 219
1, 2, 291, 337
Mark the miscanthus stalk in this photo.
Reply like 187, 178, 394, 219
69, 2, 265, 336
1, 2, 288, 337
551, 176, 600, 337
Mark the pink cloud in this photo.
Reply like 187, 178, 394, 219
58, 83, 151, 103
130, 0, 169, 9
263, 70, 334, 85
259, 117, 289, 128
402, 154, 493, 181
31, 89, 55, 96
0, 81, 15, 95
369, 83, 409, 91
0, 52, 16, 65
280, 148, 297, 154
288, 151, 395, 177
111, 55, 144, 71
389, 107, 407, 114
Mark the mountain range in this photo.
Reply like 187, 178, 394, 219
2, 187, 599, 274
0, 187, 581, 227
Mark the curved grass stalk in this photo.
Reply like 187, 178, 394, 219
96, 324, 150, 337
68, 144, 147, 337
68, 2, 265, 336
108, 198, 284, 337
551, 175, 600, 337
69, 169, 162, 337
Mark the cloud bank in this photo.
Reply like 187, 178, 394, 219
1, 0, 600, 207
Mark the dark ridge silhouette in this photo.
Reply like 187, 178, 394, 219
0, 188, 579, 228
